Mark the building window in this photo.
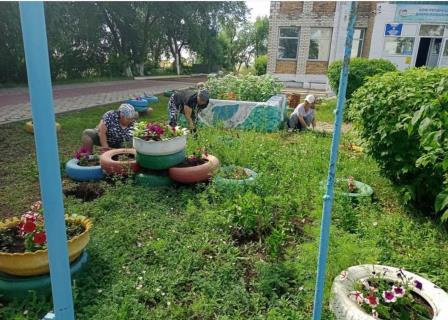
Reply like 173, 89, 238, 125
419, 25, 445, 37
351, 28, 365, 58
308, 28, 332, 61
278, 27, 300, 59
383, 37, 415, 56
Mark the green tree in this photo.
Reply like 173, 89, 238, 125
254, 16, 269, 57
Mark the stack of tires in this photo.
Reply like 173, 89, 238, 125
133, 134, 187, 188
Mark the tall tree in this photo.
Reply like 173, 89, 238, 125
254, 16, 269, 57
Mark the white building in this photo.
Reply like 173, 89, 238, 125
267, 1, 448, 90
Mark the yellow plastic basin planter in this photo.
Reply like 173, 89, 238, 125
25, 121, 61, 134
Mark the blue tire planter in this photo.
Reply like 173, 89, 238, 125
141, 96, 159, 104
136, 149, 185, 170
65, 158, 104, 182
0, 250, 88, 301
127, 99, 148, 108
135, 170, 174, 188
214, 167, 257, 188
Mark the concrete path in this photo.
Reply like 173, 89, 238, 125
0, 76, 206, 125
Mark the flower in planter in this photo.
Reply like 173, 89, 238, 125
414, 280, 423, 290
17, 201, 47, 251
132, 122, 186, 141
364, 294, 379, 307
347, 176, 357, 193
371, 309, 379, 319
349, 291, 364, 304
382, 290, 397, 303
33, 231, 47, 245
392, 285, 406, 297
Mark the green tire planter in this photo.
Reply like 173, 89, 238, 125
0, 250, 88, 301
136, 149, 185, 170
214, 167, 257, 188
164, 90, 176, 97
135, 170, 174, 188
320, 179, 373, 198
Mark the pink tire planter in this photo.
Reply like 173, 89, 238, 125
100, 148, 139, 176
169, 155, 220, 185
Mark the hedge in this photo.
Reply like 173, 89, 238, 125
327, 58, 396, 100
350, 67, 448, 220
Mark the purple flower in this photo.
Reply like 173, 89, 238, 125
382, 290, 397, 303
392, 285, 405, 298
414, 280, 423, 290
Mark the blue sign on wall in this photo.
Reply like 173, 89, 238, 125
385, 23, 403, 36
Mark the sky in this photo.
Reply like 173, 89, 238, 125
246, 0, 271, 21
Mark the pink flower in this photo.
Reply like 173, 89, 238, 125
364, 295, 379, 307
349, 291, 364, 304
31, 201, 42, 211
22, 211, 38, 223
382, 290, 397, 303
372, 309, 379, 319
392, 285, 405, 298
75, 147, 91, 160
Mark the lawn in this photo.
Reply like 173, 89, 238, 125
1, 95, 448, 319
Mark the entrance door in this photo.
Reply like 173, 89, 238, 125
415, 38, 431, 67
426, 38, 442, 67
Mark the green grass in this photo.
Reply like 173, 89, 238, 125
1, 97, 448, 319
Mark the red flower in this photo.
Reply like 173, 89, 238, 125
22, 221, 36, 233
33, 231, 47, 245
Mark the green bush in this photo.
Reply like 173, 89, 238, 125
327, 58, 396, 100
254, 55, 268, 75
205, 73, 283, 102
350, 67, 448, 219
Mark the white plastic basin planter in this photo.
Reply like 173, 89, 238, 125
320, 179, 373, 198
133, 134, 187, 156
330, 264, 448, 320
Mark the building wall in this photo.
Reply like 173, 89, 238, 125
268, 1, 377, 89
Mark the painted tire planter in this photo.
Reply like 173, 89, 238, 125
127, 98, 148, 108
214, 167, 257, 187
330, 264, 448, 320
169, 155, 220, 185
320, 179, 373, 198
0, 215, 92, 276
141, 96, 159, 104
135, 170, 174, 188
136, 149, 185, 170
100, 148, 139, 176
133, 135, 187, 156
0, 250, 88, 301
65, 158, 104, 182
25, 121, 61, 134
134, 105, 148, 113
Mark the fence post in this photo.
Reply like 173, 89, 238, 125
311, 2, 358, 320
19, 2, 75, 319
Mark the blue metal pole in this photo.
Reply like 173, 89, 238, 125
19, 2, 75, 320
311, 2, 358, 320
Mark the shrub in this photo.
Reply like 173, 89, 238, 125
350, 67, 448, 219
327, 58, 396, 100
254, 55, 268, 75
205, 73, 283, 102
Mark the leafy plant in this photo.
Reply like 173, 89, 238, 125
327, 58, 396, 103
350, 67, 448, 218
205, 73, 283, 102
254, 55, 267, 76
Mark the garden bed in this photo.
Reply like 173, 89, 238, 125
1, 96, 448, 319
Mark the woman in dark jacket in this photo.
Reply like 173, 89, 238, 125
168, 86, 209, 129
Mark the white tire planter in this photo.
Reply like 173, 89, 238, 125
133, 134, 187, 156
330, 264, 448, 320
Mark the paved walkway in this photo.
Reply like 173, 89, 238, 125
0, 76, 206, 125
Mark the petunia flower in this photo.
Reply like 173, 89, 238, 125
382, 290, 397, 303
392, 285, 405, 298
364, 294, 379, 307
22, 221, 36, 234
414, 280, 423, 290
371, 309, 379, 319
349, 291, 364, 304
33, 231, 47, 245
22, 211, 38, 223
